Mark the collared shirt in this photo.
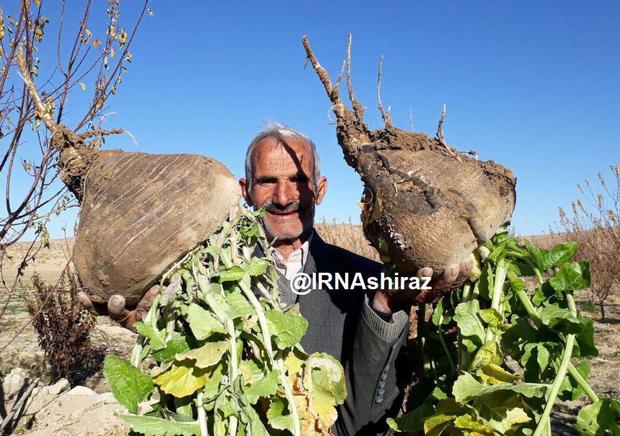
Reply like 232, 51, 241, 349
271, 233, 313, 280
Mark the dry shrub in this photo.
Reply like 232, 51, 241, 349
554, 164, 620, 320
25, 274, 104, 385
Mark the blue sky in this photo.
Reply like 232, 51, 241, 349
11, 0, 620, 238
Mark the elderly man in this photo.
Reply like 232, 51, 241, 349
80, 123, 471, 435
237, 123, 471, 434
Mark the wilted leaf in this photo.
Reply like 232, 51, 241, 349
267, 397, 295, 432
302, 353, 347, 430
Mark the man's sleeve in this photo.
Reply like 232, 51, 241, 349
335, 293, 409, 435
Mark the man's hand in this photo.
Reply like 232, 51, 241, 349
77, 285, 160, 332
372, 259, 473, 314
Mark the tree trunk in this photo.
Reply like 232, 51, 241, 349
599, 301, 606, 321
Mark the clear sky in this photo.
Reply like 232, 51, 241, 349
12, 0, 620, 238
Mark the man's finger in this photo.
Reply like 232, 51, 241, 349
107, 294, 129, 321
416, 267, 433, 279
454, 259, 474, 284
432, 264, 460, 290
137, 285, 160, 313
77, 291, 102, 316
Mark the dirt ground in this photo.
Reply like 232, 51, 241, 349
1, 234, 618, 434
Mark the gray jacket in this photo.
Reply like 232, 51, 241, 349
274, 231, 409, 435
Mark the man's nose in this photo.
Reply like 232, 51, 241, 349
273, 180, 297, 206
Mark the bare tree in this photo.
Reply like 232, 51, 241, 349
0, 0, 150, 337
556, 164, 620, 320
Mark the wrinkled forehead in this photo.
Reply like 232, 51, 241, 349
251, 137, 314, 176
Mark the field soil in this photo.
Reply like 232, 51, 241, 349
0, 228, 618, 434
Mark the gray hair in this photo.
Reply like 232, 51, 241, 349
244, 122, 321, 190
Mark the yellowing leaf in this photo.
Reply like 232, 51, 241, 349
505, 407, 530, 425
175, 341, 227, 369
154, 362, 211, 397
477, 364, 520, 384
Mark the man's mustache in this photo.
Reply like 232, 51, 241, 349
261, 200, 306, 214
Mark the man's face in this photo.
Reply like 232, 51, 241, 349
240, 136, 327, 242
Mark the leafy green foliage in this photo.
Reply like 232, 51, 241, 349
103, 207, 346, 435
103, 355, 154, 414
389, 233, 611, 435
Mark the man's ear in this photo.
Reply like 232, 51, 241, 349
239, 178, 252, 204
314, 176, 328, 205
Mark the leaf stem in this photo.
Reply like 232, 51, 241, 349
532, 333, 575, 436
515, 287, 598, 403
237, 278, 301, 436
486, 259, 507, 342
437, 313, 457, 376
197, 392, 208, 436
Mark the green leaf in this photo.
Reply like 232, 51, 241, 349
536, 344, 550, 372
524, 240, 548, 270
266, 309, 309, 349
186, 303, 225, 340
222, 288, 254, 319
544, 242, 578, 268
576, 398, 620, 435
550, 261, 591, 292
244, 257, 270, 276
176, 340, 228, 369
452, 372, 546, 403
245, 370, 279, 404
134, 322, 166, 350
219, 265, 246, 282
154, 361, 213, 397
479, 308, 503, 327
470, 340, 502, 370
239, 359, 264, 384
239, 401, 271, 436
575, 317, 598, 358
539, 302, 577, 326
121, 415, 200, 435
387, 400, 435, 432
267, 397, 295, 433
103, 355, 154, 414
454, 300, 486, 345
454, 414, 496, 432
152, 335, 190, 362
431, 298, 445, 327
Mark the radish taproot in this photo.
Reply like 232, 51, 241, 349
302, 35, 516, 275
17, 51, 240, 307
